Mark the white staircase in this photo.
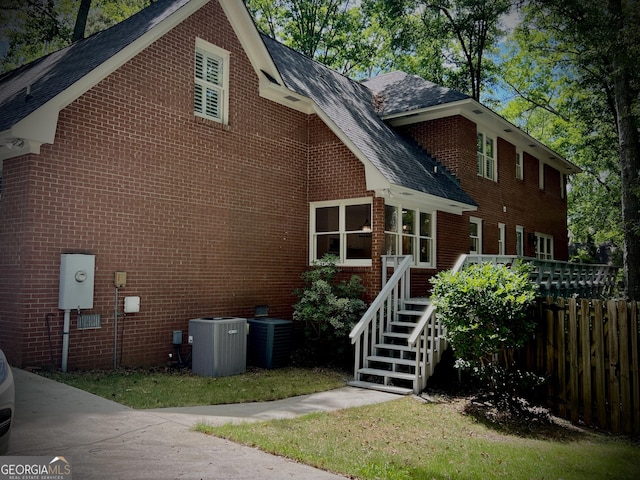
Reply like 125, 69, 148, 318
349, 297, 432, 395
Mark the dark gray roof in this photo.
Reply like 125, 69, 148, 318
0, 0, 191, 133
362, 71, 469, 117
262, 36, 476, 207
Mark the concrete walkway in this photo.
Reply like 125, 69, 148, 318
6, 368, 399, 479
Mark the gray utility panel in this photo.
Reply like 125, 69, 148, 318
188, 317, 247, 377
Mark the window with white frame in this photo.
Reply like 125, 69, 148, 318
194, 39, 229, 124
477, 132, 496, 181
469, 217, 482, 254
516, 150, 523, 180
516, 225, 524, 257
384, 204, 435, 267
311, 199, 372, 266
498, 223, 506, 255
535, 232, 554, 260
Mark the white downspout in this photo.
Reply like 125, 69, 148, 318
62, 309, 71, 372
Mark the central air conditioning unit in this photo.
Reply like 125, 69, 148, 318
188, 317, 247, 377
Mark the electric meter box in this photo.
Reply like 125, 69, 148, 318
59, 253, 95, 310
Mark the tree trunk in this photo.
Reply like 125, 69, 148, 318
72, 0, 92, 42
610, 0, 640, 300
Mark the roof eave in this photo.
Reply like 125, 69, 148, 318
5, 0, 208, 150
384, 99, 582, 176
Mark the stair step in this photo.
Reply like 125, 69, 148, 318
348, 380, 413, 395
404, 298, 430, 307
374, 343, 414, 352
390, 321, 418, 328
358, 367, 417, 382
367, 355, 424, 367
397, 309, 424, 317
383, 332, 410, 340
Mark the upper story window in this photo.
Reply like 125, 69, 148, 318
477, 132, 496, 181
311, 199, 372, 266
194, 38, 230, 124
385, 204, 435, 268
516, 225, 524, 257
535, 232, 554, 260
469, 217, 482, 254
515, 151, 523, 180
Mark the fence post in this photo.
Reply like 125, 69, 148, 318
593, 300, 607, 430
580, 298, 593, 426
607, 300, 621, 433
568, 298, 579, 424
617, 301, 631, 435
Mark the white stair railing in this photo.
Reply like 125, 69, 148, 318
349, 255, 413, 381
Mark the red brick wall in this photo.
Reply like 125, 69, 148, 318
0, 1, 312, 369
307, 115, 382, 300
399, 116, 569, 267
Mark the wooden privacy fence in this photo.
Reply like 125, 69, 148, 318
523, 297, 639, 435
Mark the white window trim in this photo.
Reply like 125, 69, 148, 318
384, 203, 437, 268
194, 38, 230, 124
498, 223, 506, 255
469, 216, 482, 254
515, 150, 523, 180
516, 225, 524, 257
535, 232, 554, 260
477, 131, 497, 182
310, 198, 373, 267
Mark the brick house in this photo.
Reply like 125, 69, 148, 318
0, 0, 579, 370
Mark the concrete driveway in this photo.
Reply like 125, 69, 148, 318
5, 369, 397, 479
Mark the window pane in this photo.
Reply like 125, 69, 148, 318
385, 205, 397, 232
486, 137, 494, 158
195, 51, 204, 80
486, 157, 493, 180
402, 235, 414, 256
419, 212, 431, 237
346, 233, 372, 259
470, 222, 478, 237
346, 204, 370, 231
470, 237, 478, 253
402, 209, 414, 234
477, 153, 483, 175
206, 55, 222, 85
419, 238, 432, 263
385, 233, 398, 255
316, 206, 338, 232
477, 133, 483, 153
205, 86, 221, 119
316, 234, 340, 258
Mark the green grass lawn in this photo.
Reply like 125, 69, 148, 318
42, 367, 347, 408
199, 396, 640, 480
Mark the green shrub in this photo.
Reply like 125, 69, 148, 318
430, 262, 543, 407
293, 254, 366, 367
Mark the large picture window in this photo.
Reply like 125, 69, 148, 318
311, 199, 372, 266
385, 204, 435, 267
194, 39, 229, 124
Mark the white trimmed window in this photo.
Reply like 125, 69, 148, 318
469, 217, 482, 254
384, 204, 435, 267
498, 223, 506, 255
311, 199, 372, 266
194, 39, 230, 124
477, 132, 496, 181
516, 150, 523, 180
516, 225, 524, 257
535, 232, 554, 260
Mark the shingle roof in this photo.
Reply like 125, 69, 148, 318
262, 36, 476, 207
361, 71, 469, 117
0, 0, 191, 133
0, 0, 476, 208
